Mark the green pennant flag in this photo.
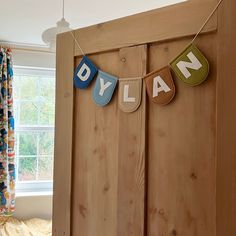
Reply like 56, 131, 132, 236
170, 44, 209, 86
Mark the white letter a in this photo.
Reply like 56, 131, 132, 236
153, 76, 171, 97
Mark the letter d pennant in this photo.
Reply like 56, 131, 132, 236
170, 44, 209, 86
93, 70, 118, 106
74, 56, 98, 89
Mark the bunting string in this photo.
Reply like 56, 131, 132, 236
190, 0, 224, 44
69, 30, 85, 56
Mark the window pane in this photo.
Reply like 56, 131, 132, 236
19, 76, 38, 100
39, 102, 55, 125
13, 75, 21, 100
18, 156, 37, 181
38, 156, 53, 181
19, 101, 38, 125
39, 78, 55, 101
14, 101, 20, 126
13, 69, 55, 190
39, 131, 54, 155
19, 132, 37, 156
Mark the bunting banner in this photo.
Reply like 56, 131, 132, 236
93, 70, 118, 106
170, 44, 209, 86
144, 66, 175, 105
74, 56, 98, 89
118, 78, 142, 113
73, 45, 210, 111
70, 0, 225, 112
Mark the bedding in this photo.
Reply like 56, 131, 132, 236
0, 217, 51, 236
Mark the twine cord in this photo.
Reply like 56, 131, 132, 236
69, 30, 85, 56
191, 0, 224, 44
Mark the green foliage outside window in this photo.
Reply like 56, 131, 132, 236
14, 73, 55, 182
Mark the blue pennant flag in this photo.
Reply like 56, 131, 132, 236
74, 56, 98, 89
93, 70, 118, 106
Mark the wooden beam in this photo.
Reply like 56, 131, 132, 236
71, 0, 217, 56
117, 45, 147, 236
52, 32, 74, 236
216, 0, 236, 235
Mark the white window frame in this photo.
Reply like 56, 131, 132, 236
13, 66, 55, 195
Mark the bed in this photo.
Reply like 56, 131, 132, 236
0, 217, 51, 236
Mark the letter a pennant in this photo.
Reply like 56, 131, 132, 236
74, 56, 98, 89
170, 44, 209, 86
93, 70, 118, 106
118, 78, 142, 113
144, 66, 176, 105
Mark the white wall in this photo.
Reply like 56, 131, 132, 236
0, 0, 186, 45
15, 195, 53, 220
13, 50, 55, 69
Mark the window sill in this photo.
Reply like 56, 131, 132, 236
16, 191, 53, 198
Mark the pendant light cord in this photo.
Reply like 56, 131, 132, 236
62, 0, 85, 55
62, 0, 65, 19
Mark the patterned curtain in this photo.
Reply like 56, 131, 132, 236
0, 48, 15, 216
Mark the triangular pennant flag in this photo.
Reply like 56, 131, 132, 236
145, 66, 176, 105
118, 78, 142, 113
74, 56, 98, 89
170, 44, 209, 86
93, 70, 118, 106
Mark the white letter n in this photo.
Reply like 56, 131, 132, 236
176, 52, 202, 79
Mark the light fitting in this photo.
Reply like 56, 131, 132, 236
42, 0, 72, 50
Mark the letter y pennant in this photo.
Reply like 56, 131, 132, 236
93, 70, 118, 106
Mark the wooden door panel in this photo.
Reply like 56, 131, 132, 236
72, 45, 147, 236
72, 51, 120, 236
117, 46, 147, 236
147, 34, 217, 236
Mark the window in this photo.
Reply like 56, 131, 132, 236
13, 66, 55, 194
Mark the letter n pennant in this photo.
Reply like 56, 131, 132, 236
73, 56, 98, 89
118, 78, 142, 113
170, 44, 209, 86
93, 70, 118, 106
144, 66, 176, 105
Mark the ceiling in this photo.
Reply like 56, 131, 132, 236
0, 0, 185, 47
